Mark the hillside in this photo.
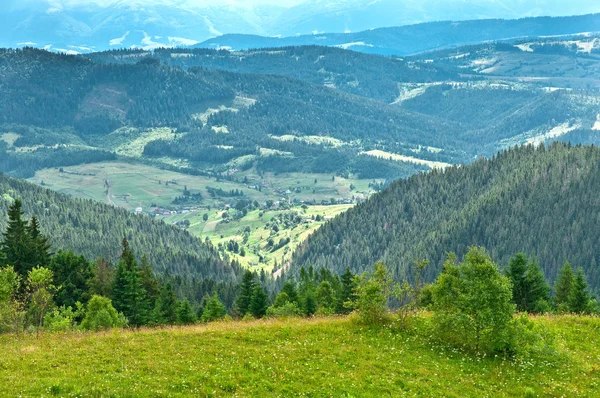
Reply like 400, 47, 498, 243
293, 143, 600, 292
0, 172, 233, 280
2, 315, 599, 396
197, 13, 600, 56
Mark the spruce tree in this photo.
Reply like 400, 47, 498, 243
338, 267, 357, 314
569, 268, 591, 314
49, 250, 93, 308
235, 270, 256, 316
201, 293, 227, 322
111, 239, 149, 326
176, 299, 196, 325
281, 280, 299, 305
27, 216, 51, 269
139, 255, 159, 309
506, 254, 550, 313
506, 253, 529, 312
1, 199, 33, 276
554, 262, 575, 311
249, 285, 268, 318
152, 283, 178, 325
316, 280, 335, 313
525, 258, 551, 313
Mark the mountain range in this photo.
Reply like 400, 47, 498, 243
2, 0, 600, 53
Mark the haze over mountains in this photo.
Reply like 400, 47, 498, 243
2, 0, 600, 53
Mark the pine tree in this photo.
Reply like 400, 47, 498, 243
49, 250, 93, 308
1, 199, 33, 276
281, 280, 299, 305
176, 299, 196, 325
235, 270, 256, 316
506, 254, 550, 313
152, 283, 178, 325
249, 285, 268, 318
201, 293, 227, 322
554, 262, 575, 311
569, 268, 591, 314
111, 239, 149, 326
338, 267, 357, 314
27, 216, 51, 269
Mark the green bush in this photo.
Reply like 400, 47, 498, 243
43, 304, 83, 332
80, 295, 126, 331
353, 262, 393, 326
431, 248, 518, 355
266, 302, 303, 318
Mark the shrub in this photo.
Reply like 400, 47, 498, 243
43, 304, 83, 332
266, 302, 303, 318
81, 295, 126, 331
353, 262, 393, 326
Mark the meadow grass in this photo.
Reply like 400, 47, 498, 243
1, 315, 599, 397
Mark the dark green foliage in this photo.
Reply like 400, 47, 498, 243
281, 280, 299, 306
249, 285, 268, 319
235, 270, 256, 317
152, 283, 178, 325
338, 267, 357, 314
176, 299, 197, 325
0, 174, 234, 281
554, 263, 575, 311
293, 143, 600, 292
201, 293, 227, 322
505, 254, 550, 313
49, 250, 93, 308
569, 268, 592, 314
1, 199, 33, 276
111, 239, 150, 327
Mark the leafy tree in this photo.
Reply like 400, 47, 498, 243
152, 283, 178, 325
249, 285, 268, 319
235, 270, 256, 317
80, 295, 126, 331
353, 262, 393, 325
201, 293, 227, 322
49, 250, 93, 308
431, 248, 516, 354
554, 262, 575, 312
266, 301, 302, 317
26, 266, 55, 329
176, 299, 197, 325
505, 254, 550, 313
0, 266, 23, 333
569, 268, 592, 314
111, 239, 149, 326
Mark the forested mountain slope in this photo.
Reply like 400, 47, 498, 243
0, 173, 233, 279
88, 46, 458, 103
196, 14, 600, 56
292, 143, 600, 292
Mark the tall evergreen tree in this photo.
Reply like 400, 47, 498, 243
111, 239, 149, 326
49, 250, 93, 308
152, 283, 178, 325
554, 262, 575, 311
1, 199, 33, 276
249, 285, 268, 319
570, 268, 591, 314
506, 254, 550, 313
26, 216, 51, 268
338, 267, 357, 314
139, 255, 159, 309
281, 280, 299, 305
235, 270, 256, 317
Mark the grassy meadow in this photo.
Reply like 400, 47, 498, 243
1, 315, 599, 397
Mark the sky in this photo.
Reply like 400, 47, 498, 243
7, 0, 305, 10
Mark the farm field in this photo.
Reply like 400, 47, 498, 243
163, 205, 353, 271
1, 315, 599, 397
30, 161, 374, 212
29, 161, 371, 271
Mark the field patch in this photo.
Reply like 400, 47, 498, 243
363, 150, 452, 169
113, 127, 176, 157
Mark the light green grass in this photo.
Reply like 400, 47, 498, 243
1, 315, 598, 397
